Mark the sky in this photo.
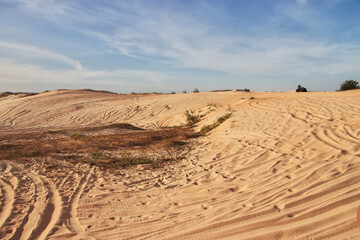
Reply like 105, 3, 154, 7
0, 0, 359, 93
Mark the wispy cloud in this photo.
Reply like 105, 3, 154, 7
1, 0, 359, 92
0, 41, 83, 70
10, 0, 358, 76
0, 58, 168, 87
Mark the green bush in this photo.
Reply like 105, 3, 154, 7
340, 80, 359, 91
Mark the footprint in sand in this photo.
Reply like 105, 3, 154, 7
286, 173, 295, 179
228, 186, 239, 192
201, 204, 213, 210
274, 203, 284, 212
243, 203, 253, 208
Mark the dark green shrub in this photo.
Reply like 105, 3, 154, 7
340, 80, 359, 91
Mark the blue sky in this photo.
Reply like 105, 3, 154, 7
0, 0, 359, 93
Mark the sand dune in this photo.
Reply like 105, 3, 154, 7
0, 89, 360, 239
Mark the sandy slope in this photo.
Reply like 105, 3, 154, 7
0, 89, 360, 239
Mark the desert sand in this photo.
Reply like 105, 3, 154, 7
0, 89, 360, 239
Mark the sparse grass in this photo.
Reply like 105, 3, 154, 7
159, 125, 182, 129
45, 130, 60, 134
90, 152, 102, 159
83, 123, 143, 132
207, 106, 216, 113
71, 133, 83, 139
84, 151, 179, 169
185, 109, 203, 126
110, 156, 152, 168
163, 109, 209, 129
200, 113, 232, 135
217, 113, 232, 124
25, 150, 41, 157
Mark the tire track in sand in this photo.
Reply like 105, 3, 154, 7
0, 177, 15, 229
5, 162, 62, 240
63, 166, 94, 236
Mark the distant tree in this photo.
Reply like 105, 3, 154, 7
340, 80, 359, 91
193, 88, 199, 93
296, 85, 307, 92
171, 92, 176, 94
183, 90, 187, 93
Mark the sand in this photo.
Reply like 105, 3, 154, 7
0, 89, 360, 239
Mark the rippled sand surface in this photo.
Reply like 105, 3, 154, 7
0, 89, 359, 239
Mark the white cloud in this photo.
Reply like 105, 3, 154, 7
0, 41, 83, 71
0, 58, 167, 86
3, 0, 360, 86
56, 2, 359, 77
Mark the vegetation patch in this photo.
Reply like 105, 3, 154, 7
109, 156, 152, 168
45, 130, 61, 134
200, 113, 232, 135
185, 109, 204, 126
71, 133, 84, 139
90, 152, 102, 159
0, 123, 197, 169
25, 150, 41, 157
340, 80, 359, 91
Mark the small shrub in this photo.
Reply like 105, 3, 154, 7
185, 110, 202, 126
340, 80, 359, 91
193, 88, 199, 93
